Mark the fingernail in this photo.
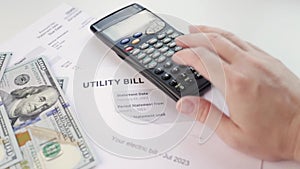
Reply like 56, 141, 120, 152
176, 98, 198, 115
175, 35, 185, 43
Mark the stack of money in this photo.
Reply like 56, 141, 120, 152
0, 53, 97, 169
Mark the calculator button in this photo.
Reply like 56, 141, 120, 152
162, 73, 171, 80
153, 42, 163, 49
194, 73, 202, 79
151, 51, 160, 59
169, 32, 180, 39
171, 67, 180, 74
179, 64, 186, 68
148, 38, 158, 45
156, 56, 166, 63
164, 61, 173, 68
174, 46, 183, 52
146, 28, 155, 35
177, 73, 187, 80
185, 78, 194, 84
137, 53, 146, 60
120, 38, 130, 44
156, 19, 166, 27
159, 47, 169, 53
132, 39, 140, 45
146, 19, 166, 34
142, 57, 152, 65
166, 29, 174, 35
169, 79, 178, 86
147, 61, 158, 69
133, 32, 143, 38
162, 37, 172, 44
154, 67, 164, 75
145, 47, 155, 54
154, 26, 163, 32
175, 84, 185, 92
154, 20, 166, 29
168, 42, 176, 48
157, 33, 166, 40
131, 49, 140, 56
140, 43, 149, 50
186, 67, 196, 74
164, 50, 174, 57
125, 46, 134, 52
189, 67, 196, 72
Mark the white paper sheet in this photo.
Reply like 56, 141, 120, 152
0, 3, 265, 169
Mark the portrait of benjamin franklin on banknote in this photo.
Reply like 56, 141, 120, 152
0, 85, 59, 125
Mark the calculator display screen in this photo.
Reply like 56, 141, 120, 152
103, 10, 157, 41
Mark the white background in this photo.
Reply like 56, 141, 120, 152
1, 0, 300, 77
1, 0, 300, 168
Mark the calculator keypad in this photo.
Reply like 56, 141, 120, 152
121, 28, 209, 97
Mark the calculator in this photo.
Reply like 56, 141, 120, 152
90, 3, 211, 101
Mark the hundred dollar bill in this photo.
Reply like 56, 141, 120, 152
0, 57, 97, 169
0, 52, 22, 169
0, 52, 11, 80
0, 97, 22, 168
56, 77, 68, 92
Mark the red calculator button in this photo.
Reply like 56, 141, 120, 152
125, 46, 134, 52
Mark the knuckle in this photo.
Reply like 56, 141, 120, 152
247, 56, 277, 75
228, 73, 249, 92
190, 47, 207, 61
247, 56, 262, 67
207, 33, 222, 41
246, 56, 271, 74
194, 46, 207, 53
272, 57, 283, 65
229, 73, 247, 86
222, 31, 235, 38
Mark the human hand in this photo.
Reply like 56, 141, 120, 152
172, 25, 300, 161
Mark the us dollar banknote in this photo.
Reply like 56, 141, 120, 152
56, 77, 68, 92
0, 52, 23, 169
0, 52, 11, 79
0, 97, 22, 168
0, 57, 97, 169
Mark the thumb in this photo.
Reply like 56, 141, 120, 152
176, 96, 210, 123
176, 96, 241, 148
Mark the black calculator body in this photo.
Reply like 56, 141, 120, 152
90, 3, 211, 101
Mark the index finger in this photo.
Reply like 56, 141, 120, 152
176, 33, 245, 64
189, 25, 251, 51
173, 47, 230, 95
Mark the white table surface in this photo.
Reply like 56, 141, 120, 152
1, 0, 300, 168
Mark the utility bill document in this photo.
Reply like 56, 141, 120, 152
0, 3, 265, 169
